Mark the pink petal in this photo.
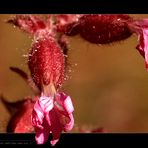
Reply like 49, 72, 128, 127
40, 96, 54, 113
32, 95, 60, 145
63, 113, 74, 132
55, 92, 74, 131
50, 139, 59, 146
55, 92, 74, 114
32, 101, 44, 128
32, 93, 74, 146
128, 19, 148, 70
32, 96, 54, 127
8, 15, 46, 34
34, 108, 61, 146
136, 29, 148, 70
35, 117, 51, 144
55, 14, 82, 33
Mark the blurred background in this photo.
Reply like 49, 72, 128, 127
0, 14, 148, 132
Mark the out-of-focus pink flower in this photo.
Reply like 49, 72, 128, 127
55, 14, 82, 33
8, 15, 46, 35
56, 14, 133, 44
128, 19, 148, 70
32, 92, 74, 146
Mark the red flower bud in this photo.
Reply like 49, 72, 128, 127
65, 14, 133, 44
28, 34, 65, 90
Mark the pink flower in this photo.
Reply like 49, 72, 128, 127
8, 15, 75, 146
32, 92, 74, 146
128, 19, 148, 70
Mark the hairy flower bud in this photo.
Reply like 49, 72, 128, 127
28, 34, 65, 90
64, 14, 133, 44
